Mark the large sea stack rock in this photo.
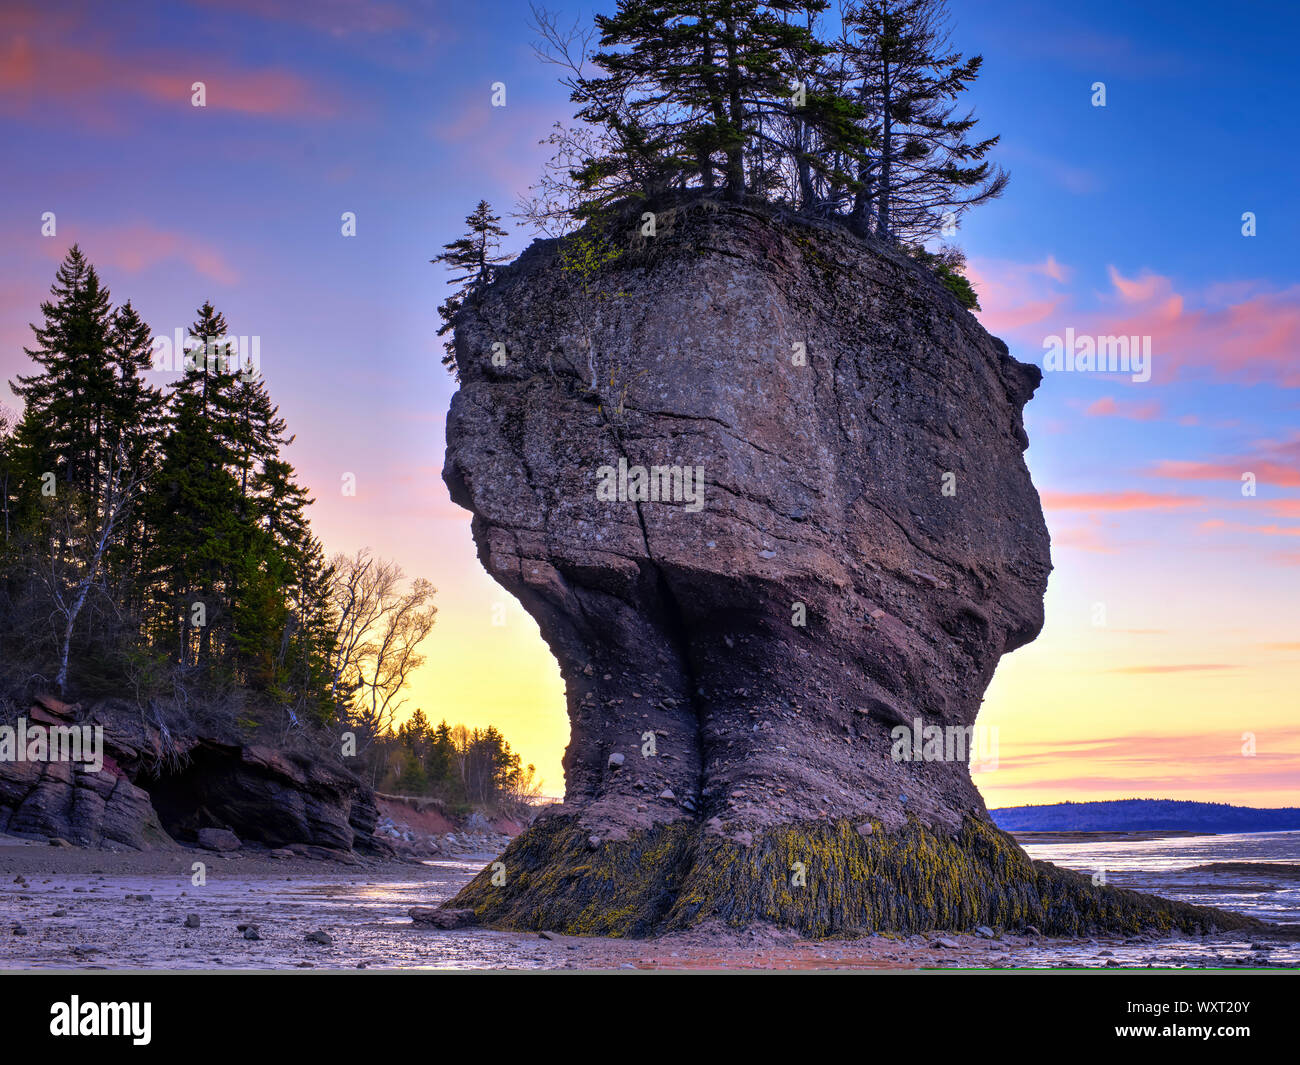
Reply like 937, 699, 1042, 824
443, 199, 1251, 937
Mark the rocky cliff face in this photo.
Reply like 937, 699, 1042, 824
0, 694, 389, 857
442, 200, 1250, 936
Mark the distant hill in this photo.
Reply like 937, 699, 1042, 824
990, 799, 1300, 834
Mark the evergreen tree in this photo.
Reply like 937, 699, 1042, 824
578, 1, 855, 204
0, 405, 15, 548
843, 0, 1006, 242
10, 245, 116, 510
144, 303, 245, 669
278, 532, 337, 724
1, 252, 365, 723
432, 201, 509, 379
104, 301, 167, 615
523, 0, 1001, 260
105, 301, 167, 468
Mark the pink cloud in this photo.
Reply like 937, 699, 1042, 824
1081, 270, 1300, 387
0, 34, 338, 122
1149, 433, 1300, 487
1198, 519, 1300, 538
1082, 396, 1163, 420
1107, 265, 1167, 304
1040, 255, 1071, 283
1049, 525, 1118, 553
1041, 491, 1204, 512
974, 257, 1300, 388
39, 223, 239, 285
967, 256, 1070, 335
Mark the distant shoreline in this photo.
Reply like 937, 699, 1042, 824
993, 800, 1300, 836
1012, 830, 1216, 844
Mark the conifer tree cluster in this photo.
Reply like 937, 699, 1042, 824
526, 0, 1005, 245
434, 2, 1001, 379
0, 247, 339, 726
368, 709, 540, 810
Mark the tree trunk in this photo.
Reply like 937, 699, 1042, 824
723, 14, 746, 202
876, 63, 893, 241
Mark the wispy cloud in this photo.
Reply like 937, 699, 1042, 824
0, 33, 340, 123
35, 223, 239, 285
1150, 432, 1300, 487
1082, 395, 1163, 420
1041, 491, 1204, 512
1105, 664, 1238, 674
973, 256, 1300, 389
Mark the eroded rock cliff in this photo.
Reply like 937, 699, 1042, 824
442, 200, 1251, 936
0, 693, 389, 857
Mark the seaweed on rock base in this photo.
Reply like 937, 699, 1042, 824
449, 814, 1260, 939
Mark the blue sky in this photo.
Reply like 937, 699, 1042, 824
2, 0, 1296, 804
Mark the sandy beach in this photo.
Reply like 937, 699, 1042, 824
2, 838, 1293, 971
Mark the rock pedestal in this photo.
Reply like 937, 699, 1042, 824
442, 200, 1251, 936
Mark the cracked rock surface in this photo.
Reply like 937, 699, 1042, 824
439, 201, 1248, 936
445, 199, 1049, 843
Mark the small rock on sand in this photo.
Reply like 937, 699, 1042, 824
197, 828, 242, 853
409, 907, 475, 929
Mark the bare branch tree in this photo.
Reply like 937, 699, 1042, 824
42, 443, 149, 695
326, 549, 437, 748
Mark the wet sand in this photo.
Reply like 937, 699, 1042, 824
0, 841, 1293, 971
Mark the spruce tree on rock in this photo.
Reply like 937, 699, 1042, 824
582, 0, 852, 203
844, 0, 1006, 242
433, 201, 509, 379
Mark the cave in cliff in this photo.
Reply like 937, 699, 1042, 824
440, 199, 1251, 938
140, 745, 288, 845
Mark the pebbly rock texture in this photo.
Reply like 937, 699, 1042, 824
0, 693, 390, 857
442, 199, 1255, 936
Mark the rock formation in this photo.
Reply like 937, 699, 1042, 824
0, 693, 390, 856
442, 199, 1252, 936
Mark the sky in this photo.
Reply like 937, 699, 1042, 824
0, 0, 1296, 808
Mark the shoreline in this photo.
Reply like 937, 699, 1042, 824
1010, 830, 1217, 844
1, 840, 1294, 971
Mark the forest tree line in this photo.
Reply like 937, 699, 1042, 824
370, 709, 540, 810
0, 248, 534, 806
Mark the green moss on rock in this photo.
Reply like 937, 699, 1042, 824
449, 814, 1259, 938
